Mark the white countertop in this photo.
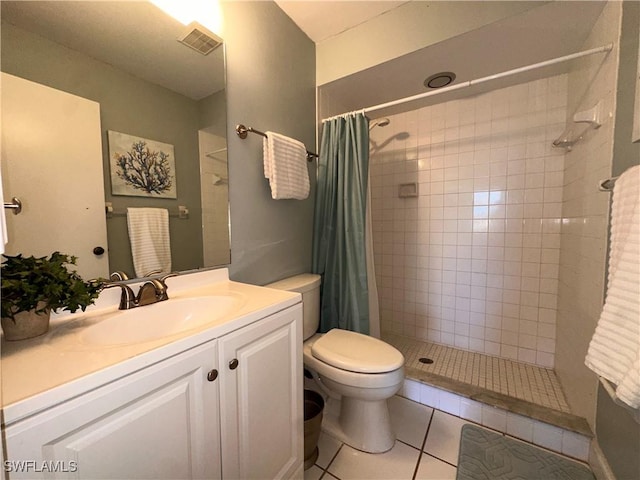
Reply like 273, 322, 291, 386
1, 268, 300, 424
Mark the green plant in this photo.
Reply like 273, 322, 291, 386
1, 252, 103, 322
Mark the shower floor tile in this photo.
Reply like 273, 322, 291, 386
384, 334, 572, 414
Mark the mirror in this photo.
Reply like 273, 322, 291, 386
0, 1, 230, 280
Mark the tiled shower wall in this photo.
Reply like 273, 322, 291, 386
556, 0, 620, 425
371, 74, 568, 368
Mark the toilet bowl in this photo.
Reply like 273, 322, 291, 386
267, 274, 405, 453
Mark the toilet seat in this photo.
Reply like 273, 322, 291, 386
303, 337, 404, 390
310, 329, 404, 374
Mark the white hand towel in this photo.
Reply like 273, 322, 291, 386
126, 207, 171, 277
263, 131, 310, 200
585, 164, 640, 409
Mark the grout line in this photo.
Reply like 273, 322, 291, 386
412, 405, 435, 479
317, 441, 344, 479
420, 451, 459, 470
324, 443, 344, 474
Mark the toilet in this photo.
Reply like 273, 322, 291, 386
267, 273, 405, 453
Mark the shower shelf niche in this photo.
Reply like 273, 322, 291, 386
552, 101, 603, 151
398, 183, 418, 198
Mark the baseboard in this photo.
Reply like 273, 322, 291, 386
589, 439, 616, 480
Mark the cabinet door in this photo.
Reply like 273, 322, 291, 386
219, 305, 303, 479
4, 341, 221, 480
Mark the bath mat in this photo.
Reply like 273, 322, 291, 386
456, 425, 594, 480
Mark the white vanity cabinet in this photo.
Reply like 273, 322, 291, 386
4, 341, 221, 480
3, 304, 303, 480
219, 303, 303, 479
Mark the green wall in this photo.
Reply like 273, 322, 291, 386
221, 1, 316, 285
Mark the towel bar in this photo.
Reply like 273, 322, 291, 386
236, 124, 318, 161
105, 203, 189, 219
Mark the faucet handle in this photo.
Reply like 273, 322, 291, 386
102, 282, 136, 310
110, 271, 129, 281
155, 273, 179, 301
159, 272, 179, 285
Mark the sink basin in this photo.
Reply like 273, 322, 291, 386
81, 295, 242, 346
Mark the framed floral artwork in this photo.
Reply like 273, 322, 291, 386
108, 131, 177, 198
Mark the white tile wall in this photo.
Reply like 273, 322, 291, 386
371, 75, 568, 368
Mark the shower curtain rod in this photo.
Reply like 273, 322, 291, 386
325, 44, 613, 119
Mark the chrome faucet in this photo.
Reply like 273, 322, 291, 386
103, 273, 179, 310
102, 282, 137, 310
137, 279, 167, 306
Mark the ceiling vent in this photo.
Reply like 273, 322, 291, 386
177, 21, 223, 56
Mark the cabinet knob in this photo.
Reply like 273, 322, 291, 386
207, 369, 218, 382
229, 358, 239, 370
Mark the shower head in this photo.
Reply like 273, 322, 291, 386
369, 118, 390, 130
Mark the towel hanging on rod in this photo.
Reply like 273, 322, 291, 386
585, 164, 640, 410
236, 124, 318, 161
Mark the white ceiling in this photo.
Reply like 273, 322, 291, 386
274, 1, 409, 43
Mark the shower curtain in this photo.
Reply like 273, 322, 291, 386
312, 112, 370, 334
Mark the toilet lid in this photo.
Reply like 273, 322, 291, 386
311, 329, 404, 374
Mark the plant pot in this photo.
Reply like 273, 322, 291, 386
1, 304, 51, 341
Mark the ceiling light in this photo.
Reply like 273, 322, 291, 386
149, 0, 222, 36
424, 72, 456, 89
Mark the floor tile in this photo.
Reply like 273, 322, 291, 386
414, 453, 457, 480
327, 441, 421, 480
422, 410, 471, 466
316, 432, 342, 469
322, 473, 339, 480
304, 465, 324, 480
389, 395, 434, 449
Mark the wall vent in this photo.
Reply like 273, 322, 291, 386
177, 21, 222, 56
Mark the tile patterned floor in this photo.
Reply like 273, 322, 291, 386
304, 396, 590, 480
384, 334, 571, 413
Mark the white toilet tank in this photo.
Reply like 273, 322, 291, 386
266, 274, 320, 340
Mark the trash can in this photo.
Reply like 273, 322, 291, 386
304, 389, 324, 470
